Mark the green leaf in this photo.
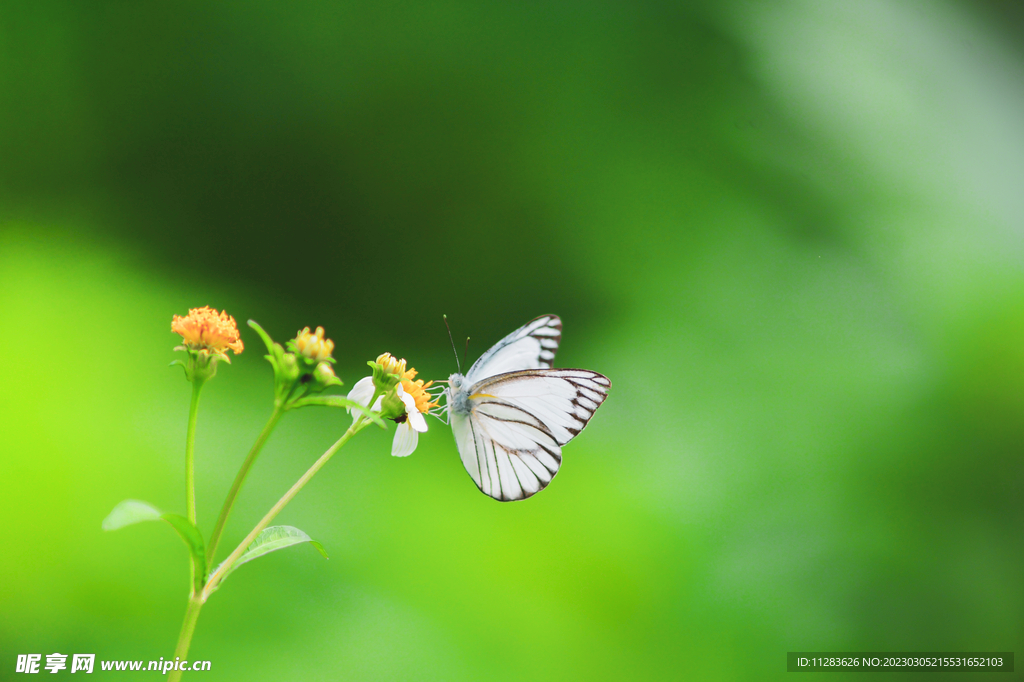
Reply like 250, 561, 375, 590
102, 499, 162, 529
250, 319, 305, 405
248, 319, 284, 375
161, 513, 207, 578
247, 319, 279, 357
287, 395, 386, 426
213, 525, 328, 586
103, 499, 206, 580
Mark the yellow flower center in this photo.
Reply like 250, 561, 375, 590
295, 326, 335, 362
376, 352, 407, 376
401, 377, 439, 414
172, 306, 244, 355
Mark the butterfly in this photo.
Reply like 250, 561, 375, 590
445, 315, 611, 501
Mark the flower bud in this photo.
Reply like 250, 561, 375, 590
314, 361, 342, 388
294, 326, 334, 363
378, 388, 407, 422
375, 352, 407, 377
279, 351, 300, 383
369, 359, 401, 393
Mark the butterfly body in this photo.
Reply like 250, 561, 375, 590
445, 315, 610, 502
445, 373, 472, 415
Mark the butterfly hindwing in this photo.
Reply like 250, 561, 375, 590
464, 315, 562, 383
456, 369, 610, 501
451, 405, 561, 502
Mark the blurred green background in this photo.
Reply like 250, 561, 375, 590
2, 1, 1022, 679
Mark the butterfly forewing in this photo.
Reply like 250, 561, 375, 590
464, 315, 562, 383
471, 369, 611, 446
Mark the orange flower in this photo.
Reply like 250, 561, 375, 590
172, 306, 244, 356
401, 377, 439, 414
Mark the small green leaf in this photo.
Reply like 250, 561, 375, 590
288, 395, 386, 426
161, 513, 207, 579
103, 499, 206, 581
247, 319, 279, 356
102, 499, 162, 529
213, 525, 327, 586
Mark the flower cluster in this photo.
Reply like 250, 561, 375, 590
172, 306, 245, 381
241, 321, 344, 408
347, 353, 440, 457
171, 308, 440, 455
295, 326, 334, 363
285, 326, 341, 390
172, 306, 245, 357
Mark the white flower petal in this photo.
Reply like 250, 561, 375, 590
346, 376, 375, 414
395, 381, 427, 431
408, 409, 428, 433
398, 390, 418, 413
391, 421, 419, 457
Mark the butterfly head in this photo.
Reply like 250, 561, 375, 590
446, 372, 472, 414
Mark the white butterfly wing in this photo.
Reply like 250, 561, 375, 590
450, 406, 559, 501
464, 314, 562, 384
455, 369, 611, 501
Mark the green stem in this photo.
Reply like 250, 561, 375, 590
203, 417, 368, 598
168, 595, 205, 682
185, 379, 205, 525
184, 377, 206, 594
205, 406, 285, 565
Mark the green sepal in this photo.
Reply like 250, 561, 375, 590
378, 388, 406, 421
172, 347, 222, 382
103, 499, 207, 588
368, 360, 401, 392
209, 525, 328, 592
283, 337, 303, 356
170, 358, 188, 378
288, 395, 387, 427
279, 352, 301, 384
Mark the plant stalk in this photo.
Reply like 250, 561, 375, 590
203, 417, 366, 598
185, 379, 205, 525
184, 377, 206, 595
168, 595, 205, 682
205, 406, 285, 564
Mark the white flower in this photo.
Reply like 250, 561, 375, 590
391, 382, 427, 457
346, 377, 427, 457
346, 376, 377, 417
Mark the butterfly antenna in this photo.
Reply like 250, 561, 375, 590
464, 336, 470, 370
443, 314, 461, 373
